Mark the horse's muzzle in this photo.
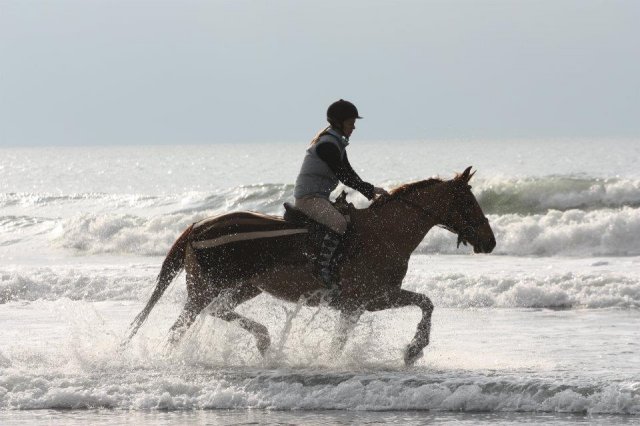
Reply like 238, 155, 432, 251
470, 220, 496, 254
473, 234, 496, 253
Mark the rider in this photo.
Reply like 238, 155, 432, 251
293, 99, 387, 287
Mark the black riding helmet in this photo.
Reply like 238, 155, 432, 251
327, 99, 362, 123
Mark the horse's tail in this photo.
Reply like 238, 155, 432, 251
124, 224, 194, 343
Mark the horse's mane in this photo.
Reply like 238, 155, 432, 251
370, 177, 443, 208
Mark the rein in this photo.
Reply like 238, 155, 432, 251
394, 195, 488, 247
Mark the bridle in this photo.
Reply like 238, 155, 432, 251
395, 187, 489, 248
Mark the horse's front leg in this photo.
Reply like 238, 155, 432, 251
330, 309, 363, 355
365, 289, 434, 366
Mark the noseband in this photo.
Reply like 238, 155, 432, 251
396, 195, 488, 247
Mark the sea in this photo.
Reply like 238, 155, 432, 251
1, 139, 639, 425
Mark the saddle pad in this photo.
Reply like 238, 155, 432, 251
192, 211, 308, 250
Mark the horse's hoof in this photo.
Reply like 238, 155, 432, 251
404, 345, 424, 366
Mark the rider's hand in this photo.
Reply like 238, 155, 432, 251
374, 187, 389, 197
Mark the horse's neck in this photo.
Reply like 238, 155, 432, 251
358, 189, 442, 257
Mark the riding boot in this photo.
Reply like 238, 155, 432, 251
316, 229, 344, 289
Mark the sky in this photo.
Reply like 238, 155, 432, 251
1, 0, 639, 146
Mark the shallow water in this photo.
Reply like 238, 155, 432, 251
1, 258, 639, 417
1, 140, 640, 424
3, 410, 640, 426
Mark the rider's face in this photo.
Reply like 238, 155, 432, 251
342, 118, 356, 138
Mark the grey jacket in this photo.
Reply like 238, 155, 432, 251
293, 128, 349, 199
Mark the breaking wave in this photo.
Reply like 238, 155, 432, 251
2, 265, 639, 309
44, 206, 640, 257
421, 207, 640, 256
2, 175, 640, 258
473, 176, 640, 214
2, 175, 640, 215
1, 368, 638, 414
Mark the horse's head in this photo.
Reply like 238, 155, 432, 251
439, 166, 496, 254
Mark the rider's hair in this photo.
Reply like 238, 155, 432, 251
309, 126, 331, 146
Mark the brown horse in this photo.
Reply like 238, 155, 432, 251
125, 167, 495, 366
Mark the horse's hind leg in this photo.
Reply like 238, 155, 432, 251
208, 283, 269, 356
214, 311, 270, 356
168, 298, 210, 345
167, 244, 214, 345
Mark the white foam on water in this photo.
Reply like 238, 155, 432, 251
0, 300, 638, 415
2, 254, 640, 309
0, 265, 159, 303
2, 369, 639, 413
3, 180, 639, 258
420, 207, 640, 256
473, 176, 640, 214
405, 269, 640, 309
6, 205, 634, 258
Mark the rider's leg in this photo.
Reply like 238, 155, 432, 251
294, 196, 348, 234
294, 196, 348, 287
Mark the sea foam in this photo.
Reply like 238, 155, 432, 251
46, 206, 640, 257
1, 369, 638, 414
2, 176, 638, 258
2, 264, 639, 309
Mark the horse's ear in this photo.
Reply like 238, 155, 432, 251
460, 166, 475, 183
